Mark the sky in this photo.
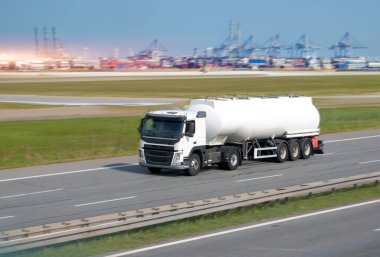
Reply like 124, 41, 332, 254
0, 0, 379, 59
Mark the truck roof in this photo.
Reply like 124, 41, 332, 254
147, 109, 198, 120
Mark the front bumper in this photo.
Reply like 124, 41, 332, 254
139, 161, 190, 170
139, 148, 189, 170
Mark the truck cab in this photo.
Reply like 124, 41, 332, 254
139, 110, 206, 174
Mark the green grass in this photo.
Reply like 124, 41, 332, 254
0, 75, 380, 98
7, 184, 380, 257
320, 106, 380, 133
0, 117, 140, 169
0, 107, 379, 169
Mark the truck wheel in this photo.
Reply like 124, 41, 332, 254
301, 138, 312, 159
148, 167, 161, 174
288, 140, 300, 161
276, 141, 288, 163
186, 153, 201, 176
226, 148, 239, 170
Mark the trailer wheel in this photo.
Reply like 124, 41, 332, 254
288, 140, 300, 161
301, 139, 312, 159
276, 141, 288, 163
226, 148, 239, 170
148, 167, 161, 174
186, 153, 201, 176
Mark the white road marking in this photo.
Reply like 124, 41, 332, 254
104, 199, 380, 257
0, 164, 136, 183
315, 152, 335, 157
235, 174, 283, 183
0, 188, 63, 199
75, 196, 137, 207
324, 135, 380, 143
320, 152, 335, 155
358, 159, 380, 165
0, 216, 14, 220
375, 228, 380, 232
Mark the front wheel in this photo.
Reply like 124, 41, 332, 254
186, 153, 201, 176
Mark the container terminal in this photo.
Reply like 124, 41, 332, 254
1, 22, 379, 71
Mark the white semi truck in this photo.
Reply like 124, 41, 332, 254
138, 96, 324, 176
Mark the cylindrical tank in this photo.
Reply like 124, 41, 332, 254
187, 96, 320, 145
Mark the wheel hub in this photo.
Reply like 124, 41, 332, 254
230, 154, 238, 166
304, 144, 311, 155
191, 159, 199, 170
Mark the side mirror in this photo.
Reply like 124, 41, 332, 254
185, 121, 195, 137
138, 118, 144, 133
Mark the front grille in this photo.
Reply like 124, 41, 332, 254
144, 144, 174, 151
144, 149, 173, 166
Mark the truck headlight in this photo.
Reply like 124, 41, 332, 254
172, 152, 182, 165
139, 149, 145, 163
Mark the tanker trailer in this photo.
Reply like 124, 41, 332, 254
138, 96, 324, 176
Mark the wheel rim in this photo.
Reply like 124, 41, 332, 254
291, 145, 299, 157
280, 146, 287, 159
304, 143, 311, 156
191, 158, 199, 171
230, 154, 238, 166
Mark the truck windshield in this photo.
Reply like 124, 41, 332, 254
141, 117, 184, 138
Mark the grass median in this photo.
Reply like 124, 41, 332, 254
0, 106, 380, 169
0, 75, 380, 97
6, 183, 380, 257
320, 106, 380, 133
0, 117, 141, 169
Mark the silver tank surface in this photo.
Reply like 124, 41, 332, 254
187, 96, 320, 145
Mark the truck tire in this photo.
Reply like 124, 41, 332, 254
226, 148, 239, 170
288, 140, 300, 161
301, 138, 312, 159
186, 153, 201, 176
148, 167, 161, 174
276, 141, 288, 163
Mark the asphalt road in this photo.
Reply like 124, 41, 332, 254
104, 200, 380, 257
0, 129, 379, 231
